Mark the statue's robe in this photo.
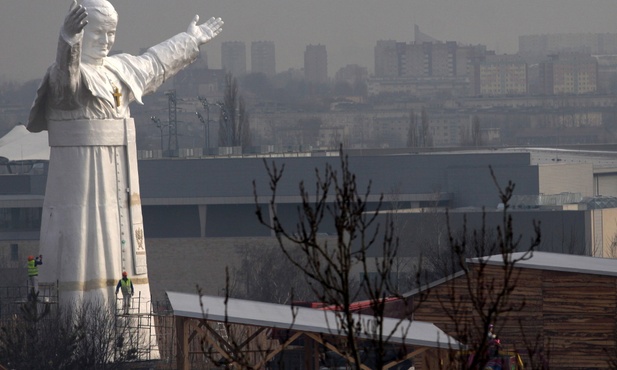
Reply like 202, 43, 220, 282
27, 29, 200, 306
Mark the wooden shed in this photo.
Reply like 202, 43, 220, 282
401, 252, 617, 369
167, 291, 461, 370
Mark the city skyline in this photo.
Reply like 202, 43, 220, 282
1, 0, 616, 83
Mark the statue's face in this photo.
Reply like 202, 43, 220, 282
82, 11, 117, 63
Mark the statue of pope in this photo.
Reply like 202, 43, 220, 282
27, 0, 222, 307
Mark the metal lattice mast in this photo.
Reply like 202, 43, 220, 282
166, 90, 178, 155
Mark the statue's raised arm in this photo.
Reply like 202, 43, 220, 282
62, 0, 88, 39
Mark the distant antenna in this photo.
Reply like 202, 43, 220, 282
414, 24, 439, 44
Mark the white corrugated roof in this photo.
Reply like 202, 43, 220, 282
167, 291, 461, 349
0, 125, 49, 161
475, 251, 617, 277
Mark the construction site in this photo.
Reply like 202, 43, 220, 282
0, 283, 208, 369
0, 284, 327, 370
0, 281, 459, 370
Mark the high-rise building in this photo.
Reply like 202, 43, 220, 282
334, 64, 368, 85
472, 54, 528, 96
375, 40, 480, 79
540, 53, 598, 95
334, 64, 368, 96
251, 41, 276, 76
304, 44, 328, 84
455, 46, 477, 78
594, 55, 617, 94
221, 41, 246, 77
374, 40, 400, 77
400, 43, 426, 77
426, 42, 458, 77
519, 33, 617, 61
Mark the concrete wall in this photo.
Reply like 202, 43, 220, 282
596, 208, 617, 257
145, 237, 283, 303
390, 208, 591, 258
595, 173, 617, 197
538, 163, 593, 197
446, 164, 539, 208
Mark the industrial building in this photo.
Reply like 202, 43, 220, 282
2, 126, 617, 302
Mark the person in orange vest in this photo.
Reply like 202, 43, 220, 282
115, 271, 134, 315
27, 255, 43, 300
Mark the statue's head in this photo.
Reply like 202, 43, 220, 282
81, 0, 118, 63
81, 0, 118, 22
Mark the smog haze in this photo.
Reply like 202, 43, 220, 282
1, 0, 616, 83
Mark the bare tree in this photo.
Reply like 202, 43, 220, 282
218, 73, 252, 150
407, 109, 418, 148
462, 115, 483, 147
252, 146, 424, 370
420, 107, 433, 148
471, 115, 482, 147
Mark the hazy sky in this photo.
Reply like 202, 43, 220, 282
1, 0, 616, 83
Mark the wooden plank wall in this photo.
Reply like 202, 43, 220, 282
405, 266, 617, 369
542, 270, 616, 369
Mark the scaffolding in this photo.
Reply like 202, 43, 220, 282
0, 284, 167, 365
114, 291, 160, 361
0, 282, 58, 320
0, 285, 220, 369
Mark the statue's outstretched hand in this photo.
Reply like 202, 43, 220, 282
187, 15, 223, 45
63, 0, 88, 38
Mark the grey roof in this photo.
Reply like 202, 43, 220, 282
403, 251, 617, 298
477, 251, 617, 277
166, 291, 461, 349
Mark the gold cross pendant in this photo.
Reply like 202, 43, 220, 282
112, 86, 122, 108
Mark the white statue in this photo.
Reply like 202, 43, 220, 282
27, 0, 222, 308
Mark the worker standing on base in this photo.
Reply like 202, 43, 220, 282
27, 255, 43, 300
115, 271, 134, 315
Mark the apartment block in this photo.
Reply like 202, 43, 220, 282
251, 41, 276, 76
472, 54, 528, 96
334, 64, 368, 87
221, 41, 246, 77
374, 40, 400, 77
375, 40, 483, 79
540, 53, 598, 95
400, 43, 426, 77
304, 44, 328, 84
520, 33, 617, 61
426, 42, 457, 77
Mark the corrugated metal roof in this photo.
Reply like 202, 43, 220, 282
403, 252, 617, 298
167, 291, 461, 349
476, 251, 617, 277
